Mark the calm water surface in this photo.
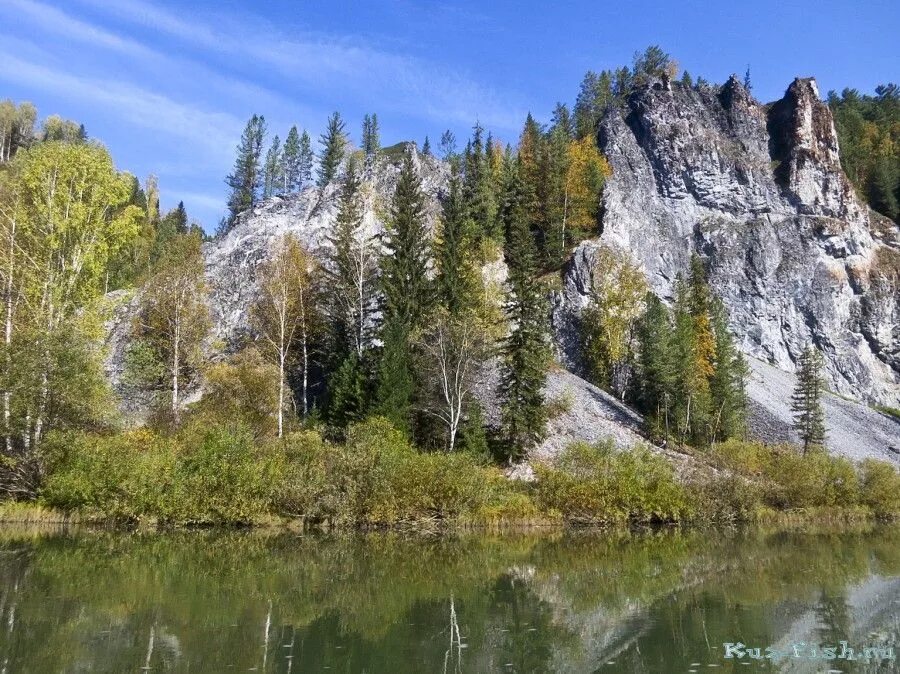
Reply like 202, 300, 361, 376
0, 525, 897, 673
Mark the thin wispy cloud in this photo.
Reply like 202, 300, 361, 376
74, 0, 526, 130
0, 49, 241, 164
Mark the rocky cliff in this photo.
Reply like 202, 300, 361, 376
105, 77, 900, 462
556, 75, 900, 407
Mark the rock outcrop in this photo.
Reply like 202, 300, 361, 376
556, 75, 899, 407
105, 79, 900, 462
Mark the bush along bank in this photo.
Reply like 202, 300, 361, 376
26, 416, 900, 529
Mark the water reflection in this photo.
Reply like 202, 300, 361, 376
0, 526, 896, 672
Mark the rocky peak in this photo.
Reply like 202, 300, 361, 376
767, 77, 861, 219
565, 76, 900, 406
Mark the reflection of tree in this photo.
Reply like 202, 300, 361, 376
0, 527, 897, 672
816, 587, 852, 648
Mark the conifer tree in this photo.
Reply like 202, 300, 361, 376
574, 70, 614, 140
225, 114, 266, 225
422, 136, 431, 156
708, 298, 748, 442
281, 126, 302, 192
374, 149, 432, 433
498, 162, 549, 462
636, 293, 677, 442
298, 130, 314, 186
791, 346, 827, 454
462, 123, 498, 245
517, 114, 546, 245
439, 130, 457, 161
361, 114, 380, 169
325, 157, 377, 427
262, 134, 282, 199
317, 112, 347, 187
435, 167, 476, 315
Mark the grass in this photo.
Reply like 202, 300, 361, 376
873, 404, 900, 420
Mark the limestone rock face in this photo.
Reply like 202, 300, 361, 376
204, 146, 449, 346
557, 76, 899, 406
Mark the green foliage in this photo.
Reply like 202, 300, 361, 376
635, 257, 746, 447
828, 84, 900, 223
193, 348, 280, 439
499, 164, 550, 462
375, 149, 432, 436
225, 114, 266, 225
707, 440, 900, 518
791, 346, 827, 453
534, 441, 691, 524
317, 112, 347, 187
41, 424, 281, 524
859, 459, 900, 518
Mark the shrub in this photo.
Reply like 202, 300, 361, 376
534, 441, 691, 524
859, 459, 900, 518
41, 424, 281, 524
192, 348, 280, 439
765, 449, 859, 510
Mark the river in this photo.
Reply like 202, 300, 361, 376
0, 525, 897, 672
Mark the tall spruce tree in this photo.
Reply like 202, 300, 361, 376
791, 346, 827, 453
708, 298, 748, 442
325, 157, 377, 427
374, 149, 432, 433
462, 123, 498, 245
435, 166, 477, 315
281, 126, 302, 192
262, 134, 282, 199
317, 112, 347, 187
225, 114, 266, 225
298, 130, 314, 186
636, 293, 677, 442
362, 113, 380, 169
498, 162, 549, 462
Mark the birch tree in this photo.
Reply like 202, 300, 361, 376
138, 235, 209, 422
2, 141, 140, 448
252, 234, 321, 436
419, 312, 485, 452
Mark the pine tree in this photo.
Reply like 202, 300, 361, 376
326, 157, 376, 359
317, 112, 347, 187
422, 136, 431, 156
791, 346, 827, 454
262, 134, 282, 199
374, 149, 432, 432
743, 66, 752, 91
439, 130, 457, 161
281, 126, 302, 192
574, 70, 614, 140
298, 130, 314, 186
362, 113, 380, 169
517, 114, 545, 242
225, 114, 266, 225
498, 162, 549, 462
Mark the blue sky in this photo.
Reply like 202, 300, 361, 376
1, 0, 897, 230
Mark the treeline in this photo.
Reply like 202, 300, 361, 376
0, 100, 86, 163
828, 84, 900, 223
0, 101, 206, 495
578, 249, 749, 447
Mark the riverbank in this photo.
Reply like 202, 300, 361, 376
4, 416, 897, 530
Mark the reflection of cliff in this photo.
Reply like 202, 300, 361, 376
770, 576, 900, 673
0, 527, 897, 672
